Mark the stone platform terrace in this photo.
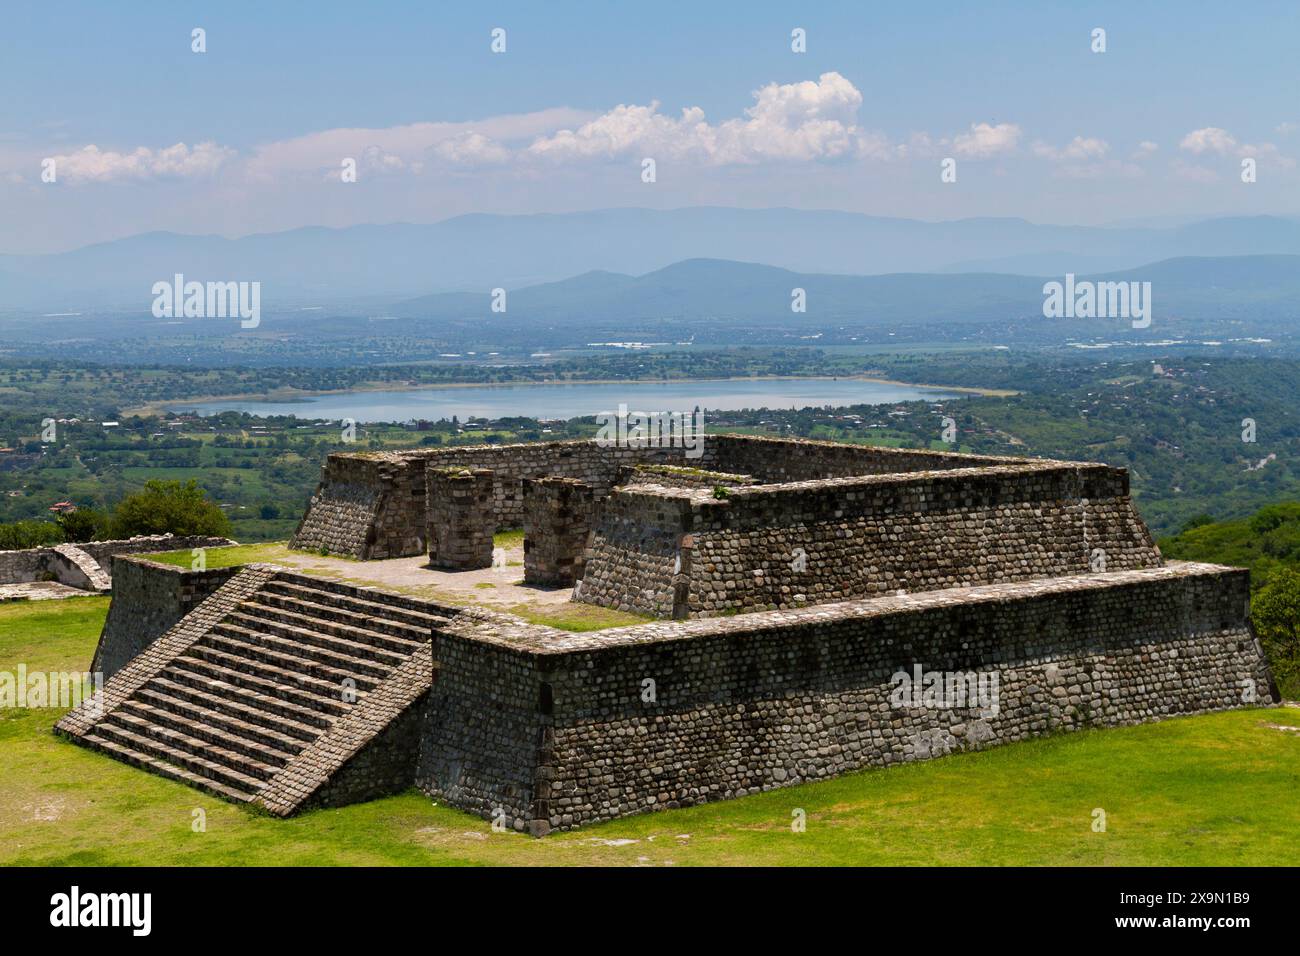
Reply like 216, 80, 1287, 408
54, 435, 1281, 833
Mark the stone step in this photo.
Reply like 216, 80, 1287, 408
169, 652, 353, 717
89, 720, 270, 792
242, 593, 430, 651
134, 685, 317, 749
262, 578, 449, 630
77, 732, 257, 804
115, 699, 299, 767
200, 630, 386, 692
154, 669, 334, 731
222, 609, 409, 670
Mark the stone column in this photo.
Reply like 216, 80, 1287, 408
523, 477, 596, 588
426, 467, 495, 570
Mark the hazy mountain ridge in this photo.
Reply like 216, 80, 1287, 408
391, 254, 1300, 325
4, 208, 1300, 311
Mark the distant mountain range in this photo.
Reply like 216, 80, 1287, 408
2, 253, 1296, 351
390, 255, 1300, 326
4, 208, 1300, 311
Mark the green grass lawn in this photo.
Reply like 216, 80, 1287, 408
2, 597, 1298, 866
145, 542, 299, 570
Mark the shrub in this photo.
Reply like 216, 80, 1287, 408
108, 480, 232, 539
1252, 568, 1300, 700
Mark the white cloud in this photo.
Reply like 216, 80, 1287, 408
45, 142, 234, 183
1132, 140, 1159, 159
243, 108, 593, 179
1178, 127, 1295, 169
1276, 121, 1297, 137
1179, 127, 1239, 155
526, 72, 903, 165
431, 131, 511, 166
1031, 136, 1109, 162
949, 122, 1021, 159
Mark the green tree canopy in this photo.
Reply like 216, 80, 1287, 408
0, 520, 63, 550
108, 480, 231, 539
56, 507, 108, 543
1252, 568, 1300, 700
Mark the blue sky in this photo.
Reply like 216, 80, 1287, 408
3, 0, 1297, 252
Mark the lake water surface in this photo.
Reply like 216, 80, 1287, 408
180, 378, 963, 423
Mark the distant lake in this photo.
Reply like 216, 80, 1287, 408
178, 378, 965, 423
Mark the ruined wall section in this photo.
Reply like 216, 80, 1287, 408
575, 488, 693, 617
0, 534, 232, 588
706, 434, 1026, 482
291, 440, 713, 559
414, 440, 712, 530
289, 453, 422, 559
579, 463, 1162, 617
291, 436, 1069, 563
522, 478, 598, 588
426, 467, 496, 570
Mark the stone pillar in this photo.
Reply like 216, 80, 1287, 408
426, 467, 495, 570
523, 477, 596, 588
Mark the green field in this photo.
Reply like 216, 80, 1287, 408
2, 597, 1298, 866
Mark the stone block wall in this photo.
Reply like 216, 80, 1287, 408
574, 487, 692, 617
0, 544, 106, 592
291, 443, 673, 559
290, 453, 424, 559
579, 462, 1161, 617
706, 434, 1027, 482
289, 436, 1026, 561
415, 440, 709, 530
90, 555, 239, 679
417, 563, 1275, 835
416, 611, 553, 833
426, 467, 495, 570
523, 478, 597, 587
0, 534, 233, 590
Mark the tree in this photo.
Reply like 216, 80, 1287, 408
109, 480, 232, 539
56, 507, 108, 543
0, 520, 63, 550
1252, 568, 1300, 701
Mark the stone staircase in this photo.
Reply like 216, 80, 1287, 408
57, 567, 452, 812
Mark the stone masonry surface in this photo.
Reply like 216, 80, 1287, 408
417, 562, 1275, 834
0, 534, 232, 592
578, 461, 1159, 617
523, 477, 597, 587
426, 467, 495, 570
92, 555, 240, 679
